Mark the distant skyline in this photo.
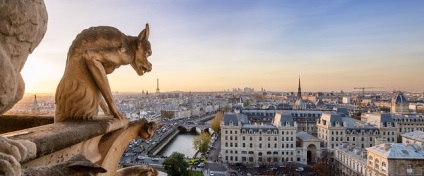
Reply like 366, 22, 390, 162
22, 0, 424, 93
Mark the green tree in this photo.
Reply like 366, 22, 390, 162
162, 152, 189, 176
193, 132, 211, 154
210, 112, 223, 133
161, 110, 175, 119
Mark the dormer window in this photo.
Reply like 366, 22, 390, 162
229, 120, 233, 126
249, 130, 253, 134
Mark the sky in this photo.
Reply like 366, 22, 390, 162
22, 0, 424, 93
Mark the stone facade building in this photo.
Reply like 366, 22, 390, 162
240, 109, 322, 135
220, 112, 321, 165
318, 112, 398, 150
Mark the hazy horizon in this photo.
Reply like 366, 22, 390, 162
22, 1, 424, 94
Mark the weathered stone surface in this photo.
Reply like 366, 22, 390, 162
22, 154, 106, 176
0, 115, 53, 134
0, 137, 36, 176
0, 1, 47, 175
55, 24, 152, 122
0, 0, 48, 115
116, 165, 158, 176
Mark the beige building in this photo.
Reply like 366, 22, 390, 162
391, 114, 424, 135
220, 112, 322, 165
401, 131, 424, 146
335, 141, 424, 176
318, 112, 398, 150
240, 109, 322, 135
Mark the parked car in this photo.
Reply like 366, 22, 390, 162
197, 163, 205, 167
295, 167, 304, 172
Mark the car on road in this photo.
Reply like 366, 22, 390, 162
209, 173, 214, 176
151, 158, 159, 162
197, 163, 205, 167
137, 156, 145, 160
295, 167, 304, 172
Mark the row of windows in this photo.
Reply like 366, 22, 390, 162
241, 130, 295, 135
226, 142, 295, 149
225, 156, 296, 162
224, 150, 295, 155
319, 128, 397, 136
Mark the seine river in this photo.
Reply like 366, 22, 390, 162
158, 120, 212, 158
157, 133, 197, 157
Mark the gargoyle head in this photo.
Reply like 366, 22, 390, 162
131, 23, 152, 76
138, 119, 156, 140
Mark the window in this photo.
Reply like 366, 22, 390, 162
225, 136, 228, 140
259, 137, 262, 141
230, 131, 232, 134
243, 136, 245, 140
282, 137, 284, 141
274, 137, 277, 141
353, 137, 356, 141
407, 164, 413, 174
225, 130, 228, 134
259, 144, 262, 148
230, 136, 232, 140
225, 142, 228, 147
250, 137, 252, 141
274, 143, 277, 148
268, 137, 270, 141
250, 143, 252, 148
235, 131, 237, 134
235, 136, 238, 140
382, 162, 387, 172
374, 159, 379, 170
347, 137, 349, 141
243, 143, 245, 147
268, 143, 270, 148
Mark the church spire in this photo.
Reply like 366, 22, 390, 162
297, 76, 302, 100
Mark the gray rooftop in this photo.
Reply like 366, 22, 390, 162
401, 131, 424, 142
223, 113, 248, 126
367, 143, 424, 159
296, 131, 320, 141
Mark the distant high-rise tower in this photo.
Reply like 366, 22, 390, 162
156, 78, 160, 93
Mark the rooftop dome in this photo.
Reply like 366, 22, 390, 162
394, 91, 408, 104
315, 99, 325, 107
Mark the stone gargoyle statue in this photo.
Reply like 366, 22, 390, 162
55, 24, 152, 122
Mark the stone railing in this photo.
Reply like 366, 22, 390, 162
1, 117, 155, 175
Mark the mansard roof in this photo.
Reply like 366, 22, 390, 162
223, 113, 248, 126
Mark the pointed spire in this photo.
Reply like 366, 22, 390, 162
297, 76, 302, 100
156, 78, 160, 93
